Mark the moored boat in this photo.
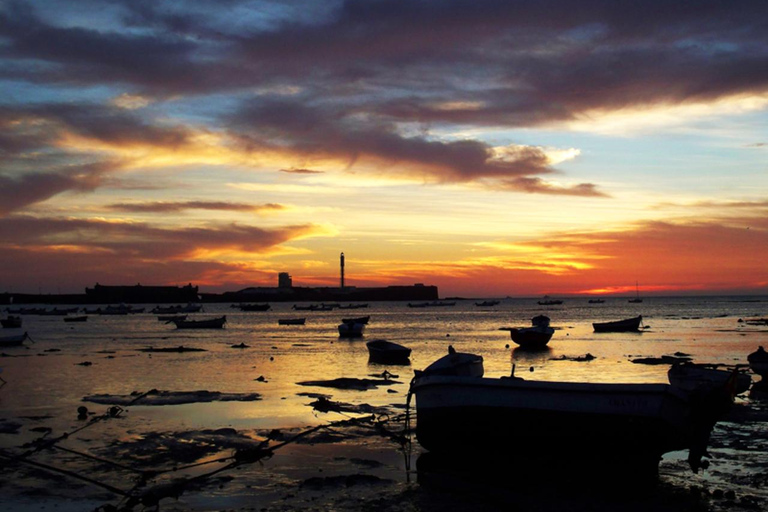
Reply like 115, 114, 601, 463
593, 315, 643, 333
341, 315, 370, 325
411, 348, 735, 474
278, 318, 306, 325
748, 346, 768, 377
338, 321, 365, 337
0, 332, 31, 347
668, 363, 751, 394
172, 316, 227, 329
508, 315, 554, 349
366, 339, 411, 364
1, 315, 22, 328
475, 300, 500, 307
237, 303, 271, 312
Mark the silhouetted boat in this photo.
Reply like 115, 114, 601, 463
588, 299, 605, 304
338, 303, 369, 309
411, 348, 735, 474
593, 315, 643, 333
341, 315, 370, 325
408, 301, 456, 308
157, 314, 187, 322
1, 315, 22, 328
0, 332, 30, 347
748, 346, 768, 376
508, 315, 554, 349
338, 322, 365, 337
237, 303, 271, 311
668, 363, 750, 394
537, 296, 563, 305
366, 339, 411, 364
628, 282, 643, 303
172, 316, 226, 329
475, 300, 500, 307
278, 318, 306, 325
64, 316, 88, 323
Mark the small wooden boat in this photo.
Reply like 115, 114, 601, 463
508, 315, 554, 349
341, 315, 370, 325
748, 346, 768, 377
157, 315, 187, 322
593, 315, 643, 333
668, 363, 751, 394
366, 339, 411, 364
64, 316, 88, 323
408, 301, 456, 308
278, 318, 306, 325
338, 303, 369, 309
588, 299, 605, 304
1, 315, 22, 328
475, 300, 500, 307
0, 332, 30, 347
537, 296, 563, 305
411, 348, 735, 474
237, 303, 271, 312
171, 316, 226, 329
338, 322, 365, 337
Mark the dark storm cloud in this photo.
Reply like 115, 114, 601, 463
0, 215, 320, 259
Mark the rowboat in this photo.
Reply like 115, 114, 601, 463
0, 332, 31, 347
411, 348, 735, 475
1, 315, 22, 328
593, 315, 643, 333
341, 315, 370, 325
338, 322, 365, 337
475, 300, 500, 307
171, 316, 226, 329
366, 339, 411, 364
508, 315, 554, 349
237, 303, 271, 312
278, 318, 306, 325
748, 346, 768, 377
668, 363, 751, 394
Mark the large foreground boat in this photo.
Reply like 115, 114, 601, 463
411, 348, 734, 474
592, 315, 643, 333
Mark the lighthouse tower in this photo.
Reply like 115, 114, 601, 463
340, 252, 345, 289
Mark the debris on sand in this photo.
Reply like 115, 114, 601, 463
296, 378, 400, 390
630, 354, 693, 365
76, 361, 93, 366
550, 353, 596, 362
300, 474, 393, 490
231, 343, 249, 349
138, 346, 207, 353
83, 390, 261, 406
308, 397, 389, 415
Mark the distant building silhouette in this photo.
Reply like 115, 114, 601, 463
278, 272, 292, 289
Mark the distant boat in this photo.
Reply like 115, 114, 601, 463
278, 318, 306, 325
366, 339, 411, 364
537, 296, 563, 306
1, 315, 22, 328
629, 282, 643, 303
64, 316, 88, 323
593, 315, 643, 333
475, 300, 500, 307
341, 315, 370, 325
338, 303, 369, 310
748, 346, 768, 377
410, 348, 735, 474
338, 322, 365, 337
508, 315, 554, 350
408, 301, 456, 308
0, 332, 30, 347
588, 299, 605, 304
172, 316, 226, 329
668, 363, 751, 395
237, 303, 271, 312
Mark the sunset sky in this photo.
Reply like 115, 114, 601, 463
1, 0, 767, 297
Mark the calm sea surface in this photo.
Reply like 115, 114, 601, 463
2, 295, 766, 432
